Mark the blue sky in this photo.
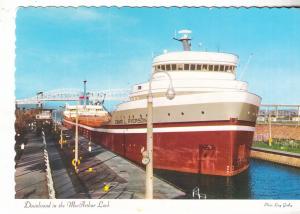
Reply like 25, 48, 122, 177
16, 8, 300, 105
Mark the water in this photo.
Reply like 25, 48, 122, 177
155, 159, 300, 199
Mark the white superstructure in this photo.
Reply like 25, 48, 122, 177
64, 104, 108, 118
112, 30, 261, 124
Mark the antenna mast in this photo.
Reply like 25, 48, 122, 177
83, 80, 87, 108
239, 54, 253, 80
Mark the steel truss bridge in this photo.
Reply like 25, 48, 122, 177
16, 88, 131, 105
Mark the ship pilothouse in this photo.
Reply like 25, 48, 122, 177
130, 29, 246, 103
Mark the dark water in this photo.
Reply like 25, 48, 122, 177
155, 159, 300, 199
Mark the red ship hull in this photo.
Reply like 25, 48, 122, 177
64, 120, 255, 176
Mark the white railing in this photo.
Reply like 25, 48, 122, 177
258, 104, 300, 124
42, 131, 56, 199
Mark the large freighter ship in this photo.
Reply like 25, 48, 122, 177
63, 81, 111, 127
64, 30, 261, 176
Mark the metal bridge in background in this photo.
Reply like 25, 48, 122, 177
16, 88, 131, 105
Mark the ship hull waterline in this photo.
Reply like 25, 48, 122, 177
64, 119, 255, 176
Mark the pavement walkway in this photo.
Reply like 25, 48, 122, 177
15, 131, 49, 199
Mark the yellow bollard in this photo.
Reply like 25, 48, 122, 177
103, 184, 110, 192
268, 138, 273, 147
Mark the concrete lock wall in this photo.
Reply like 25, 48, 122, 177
250, 149, 300, 168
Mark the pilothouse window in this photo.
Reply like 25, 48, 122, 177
213, 65, 219, 72
178, 64, 183, 70
171, 64, 176, 70
166, 64, 171, 71
190, 64, 196, 71
184, 64, 189, 70
197, 64, 202, 70
220, 65, 224, 72
224, 65, 228, 72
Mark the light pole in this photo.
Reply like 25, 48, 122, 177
54, 110, 57, 132
268, 108, 272, 147
60, 128, 63, 149
74, 104, 79, 172
144, 70, 175, 199
297, 106, 300, 127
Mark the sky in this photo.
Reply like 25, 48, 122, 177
15, 7, 300, 106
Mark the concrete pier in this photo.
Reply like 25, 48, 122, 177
15, 125, 185, 199
15, 131, 49, 199
45, 135, 81, 198
57, 132, 185, 199
79, 136, 185, 199
251, 147, 300, 168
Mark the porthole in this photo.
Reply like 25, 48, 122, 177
181, 112, 184, 116
168, 113, 171, 116
201, 111, 205, 114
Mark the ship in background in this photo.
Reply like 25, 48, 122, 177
63, 81, 111, 128
64, 30, 261, 176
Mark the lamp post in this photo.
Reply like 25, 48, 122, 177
60, 128, 63, 149
297, 106, 300, 127
144, 70, 175, 199
268, 108, 272, 147
74, 104, 79, 172
54, 110, 57, 132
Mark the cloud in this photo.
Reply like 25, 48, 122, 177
66, 8, 103, 21
35, 8, 104, 23
44, 8, 139, 25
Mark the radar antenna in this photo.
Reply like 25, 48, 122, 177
173, 29, 192, 51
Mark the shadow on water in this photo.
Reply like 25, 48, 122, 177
155, 168, 252, 199
155, 159, 300, 199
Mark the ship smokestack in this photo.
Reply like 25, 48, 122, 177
173, 29, 192, 51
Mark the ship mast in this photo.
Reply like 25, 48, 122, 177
83, 80, 87, 108
173, 29, 192, 51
